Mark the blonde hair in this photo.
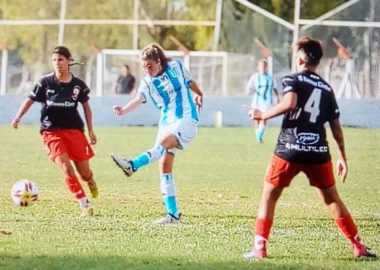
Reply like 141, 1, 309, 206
141, 43, 171, 67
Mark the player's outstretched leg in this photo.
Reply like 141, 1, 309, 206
111, 144, 166, 177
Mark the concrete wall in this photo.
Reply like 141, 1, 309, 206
1, 95, 380, 128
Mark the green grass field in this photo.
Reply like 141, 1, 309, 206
0, 125, 379, 270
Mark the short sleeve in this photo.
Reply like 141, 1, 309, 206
176, 60, 192, 85
247, 75, 255, 93
281, 75, 297, 94
28, 79, 46, 102
327, 92, 340, 121
77, 79, 91, 103
137, 78, 150, 103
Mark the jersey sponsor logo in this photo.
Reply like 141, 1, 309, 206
72, 85, 80, 100
285, 142, 328, 153
46, 100, 76, 107
296, 132, 320, 145
298, 75, 332, 92
46, 89, 55, 94
169, 68, 179, 78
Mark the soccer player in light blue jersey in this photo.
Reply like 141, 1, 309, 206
247, 59, 279, 143
111, 43, 203, 225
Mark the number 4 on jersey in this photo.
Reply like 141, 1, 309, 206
304, 88, 321, 123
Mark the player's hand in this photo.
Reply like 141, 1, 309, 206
244, 105, 263, 120
113, 105, 124, 116
194, 95, 203, 108
336, 158, 348, 183
88, 130, 97, 145
11, 117, 21, 129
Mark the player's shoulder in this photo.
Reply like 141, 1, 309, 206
139, 75, 153, 90
281, 72, 299, 86
38, 72, 55, 84
167, 59, 183, 70
283, 71, 301, 80
71, 74, 86, 85
299, 71, 333, 92
71, 74, 91, 94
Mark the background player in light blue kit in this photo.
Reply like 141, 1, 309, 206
111, 43, 203, 225
247, 59, 279, 143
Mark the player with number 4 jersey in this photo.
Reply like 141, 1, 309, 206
275, 70, 339, 164
244, 37, 376, 260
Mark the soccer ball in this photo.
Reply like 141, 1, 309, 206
11, 179, 39, 206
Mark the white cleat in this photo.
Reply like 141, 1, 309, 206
111, 154, 134, 177
243, 249, 267, 260
153, 214, 180, 225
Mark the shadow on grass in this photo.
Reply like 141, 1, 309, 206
1, 255, 377, 270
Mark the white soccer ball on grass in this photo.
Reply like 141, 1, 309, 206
11, 179, 39, 206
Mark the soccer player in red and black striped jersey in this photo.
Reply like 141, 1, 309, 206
244, 37, 376, 259
11, 46, 98, 216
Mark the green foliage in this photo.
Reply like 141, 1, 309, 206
0, 0, 60, 69
0, 0, 359, 79
0, 125, 379, 270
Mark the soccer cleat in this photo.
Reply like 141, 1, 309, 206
111, 154, 134, 177
153, 213, 180, 225
243, 248, 267, 260
87, 179, 99, 198
80, 206, 94, 217
353, 244, 377, 259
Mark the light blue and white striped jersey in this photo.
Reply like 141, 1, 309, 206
247, 72, 277, 104
137, 60, 199, 125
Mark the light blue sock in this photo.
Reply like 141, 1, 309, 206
259, 126, 265, 141
256, 124, 265, 142
160, 173, 179, 218
131, 144, 166, 171
255, 129, 261, 142
163, 196, 178, 218
131, 152, 150, 170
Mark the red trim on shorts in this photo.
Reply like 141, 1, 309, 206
42, 129, 94, 162
265, 155, 335, 188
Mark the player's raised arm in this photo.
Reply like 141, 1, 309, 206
113, 94, 145, 116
